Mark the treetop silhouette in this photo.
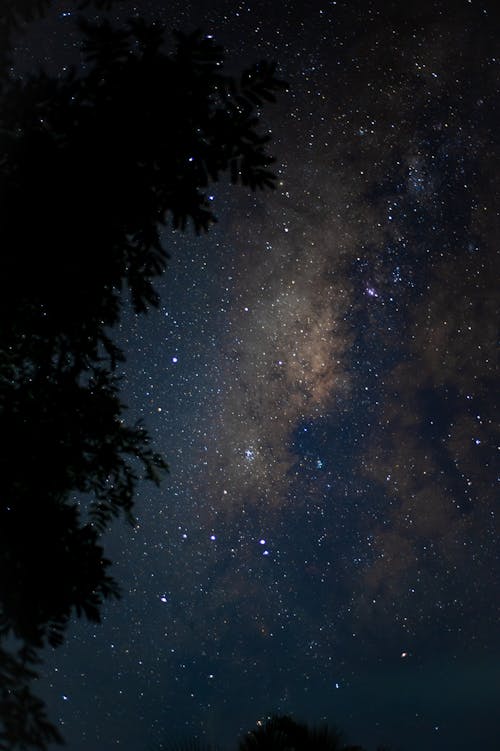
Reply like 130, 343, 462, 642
239, 715, 352, 751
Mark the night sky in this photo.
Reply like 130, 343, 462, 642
24, 1, 499, 748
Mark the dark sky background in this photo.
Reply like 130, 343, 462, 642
21, 0, 499, 749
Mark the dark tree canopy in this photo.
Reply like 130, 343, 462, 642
238, 715, 355, 751
0, 4, 285, 747
157, 715, 384, 751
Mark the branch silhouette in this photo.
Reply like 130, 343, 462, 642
0, 5, 286, 747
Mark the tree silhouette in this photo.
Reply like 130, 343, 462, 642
0, 645, 63, 751
152, 715, 393, 751
238, 715, 364, 751
0, 3, 285, 748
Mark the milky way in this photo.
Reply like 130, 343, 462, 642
34, 2, 499, 750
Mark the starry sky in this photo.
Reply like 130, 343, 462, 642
27, 1, 499, 749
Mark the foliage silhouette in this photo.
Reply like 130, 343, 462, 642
153, 716, 392, 751
0, 3, 285, 748
238, 715, 363, 751
0, 645, 63, 751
